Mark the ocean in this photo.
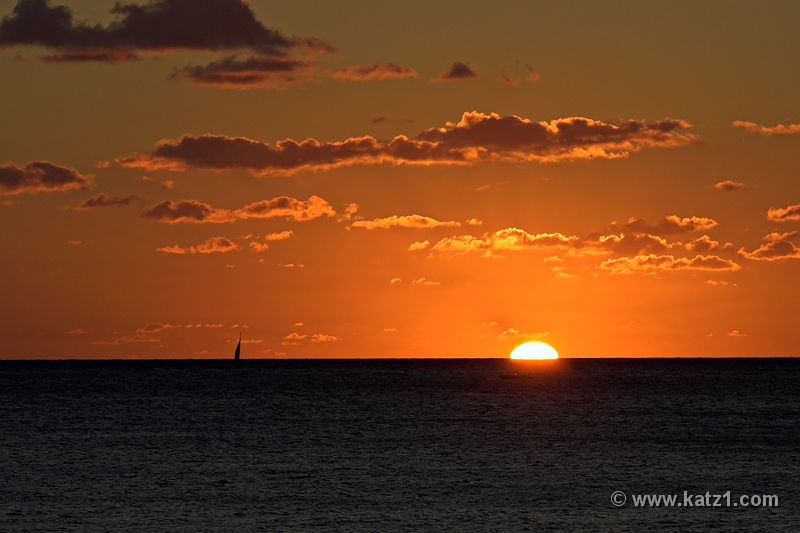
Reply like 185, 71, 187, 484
1, 358, 798, 532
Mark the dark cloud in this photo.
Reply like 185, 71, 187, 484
143, 199, 225, 223
767, 203, 800, 222
0, 160, 92, 195
0, 0, 333, 87
435, 62, 478, 81
329, 62, 417, 81
597, 216, 718, 237
739, 232, 800, 261
169, 54, 313, 89
142, 195, 335, 223
116, 112, 700, 176
0, 0, 332, 57
74, 193, 142, 209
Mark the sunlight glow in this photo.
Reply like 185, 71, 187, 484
509, 341, 559, 360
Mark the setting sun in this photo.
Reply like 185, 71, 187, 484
510, 341, 559, 360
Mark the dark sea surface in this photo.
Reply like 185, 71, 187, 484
1, 358, 798, 532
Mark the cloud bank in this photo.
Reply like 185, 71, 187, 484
116, 112, 699, 176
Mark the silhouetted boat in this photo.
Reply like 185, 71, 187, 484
234, 333, 242, 368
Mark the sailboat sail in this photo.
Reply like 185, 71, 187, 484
234, 333, 241, 360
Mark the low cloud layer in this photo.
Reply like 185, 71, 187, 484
143, 195, 334, 223
0, 160, 92, 195
116, 112, 699, 176
733, 121, 800, 135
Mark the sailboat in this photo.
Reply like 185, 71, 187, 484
234, 332, 242, 368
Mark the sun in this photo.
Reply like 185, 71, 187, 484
509, 341, 559, 360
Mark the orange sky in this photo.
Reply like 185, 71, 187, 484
1, 0, 799, 358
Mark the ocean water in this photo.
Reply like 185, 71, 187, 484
1, 358, 798, 532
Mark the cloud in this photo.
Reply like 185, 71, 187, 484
284, 332, 306, 340
157, 236, 238, 254
73, 193, 142, 209
465, 218, 482, 226
738, 233, 800, 261
428, 227, 580, 257
142, 195, 334, 223
767, 203, 800, 222
0, 0, 334, 89
605, 215, 718, 235
427, 215, 718, 259
728, 330, 747, 337
383, 328, 398, 332
249, 242, 269, 252
0, 0, 333, 58
435, 62, 478, 81
684, 235, 733, 253
390, 278, 402, 284
589, 233, 674, 255
500, 71, 519, 86
733, 121, 800, 135
408, 241, 429, 251
116, 112, 699, 175
169, 54, 316, 89
597, 254, 741, 274
90, 333, 159, 345
497, 328, 549, 340
144, 199, 228, 223
329, 62, 417, 81
524, 65, 539, 83
412, 277, 440, 286
310, 333, 340, 342
0, 160, 92, 195
264, 230, 294, 240
714, 180, 746, 191
350, 214, 461, 230
137, 323, 179, 333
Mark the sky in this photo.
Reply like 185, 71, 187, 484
1, 0, 799, 359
